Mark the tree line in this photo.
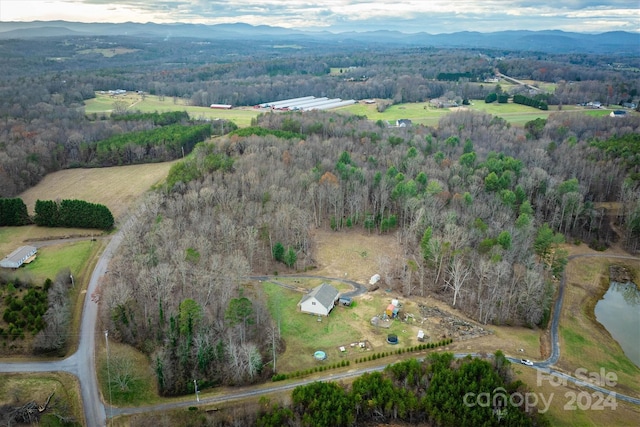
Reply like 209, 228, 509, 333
34, 199, 114, 230
257, 352, 548, 427
93, 123, 212, 167
513, 94, 549, 110
1, 197, 114, 230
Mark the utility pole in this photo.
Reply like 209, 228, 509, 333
105, 330, 113, 425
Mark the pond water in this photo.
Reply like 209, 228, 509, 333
594, 281, 640, 368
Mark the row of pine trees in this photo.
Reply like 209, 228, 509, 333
0, 197, 113, 230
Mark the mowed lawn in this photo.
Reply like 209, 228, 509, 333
19, 162, 176, 220
19, 240, 98, 283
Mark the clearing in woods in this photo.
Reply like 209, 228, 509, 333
273, 229, 538, 369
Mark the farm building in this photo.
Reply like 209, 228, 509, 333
299, 283, 339, 316
0, 246, 37, 269
259, 96, 356, 111
210, 104, 233, 109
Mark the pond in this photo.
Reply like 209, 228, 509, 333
594, 281, 640, 368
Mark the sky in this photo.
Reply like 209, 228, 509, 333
1, 0, 639, 34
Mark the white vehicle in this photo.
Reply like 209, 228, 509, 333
520, 359, 534, 366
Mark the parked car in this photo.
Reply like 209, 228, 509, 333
520, 359, 534, 366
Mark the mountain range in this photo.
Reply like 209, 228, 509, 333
0, 20, 638, 55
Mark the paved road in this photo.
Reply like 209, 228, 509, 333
1, 245, 638, 425
0, 230, 125, 426
496, 72, 542, 92
508, 253, 640, 406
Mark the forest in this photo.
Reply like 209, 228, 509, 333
1, 35, 639, 196
1, 34, 639, 405
256, 352, 548, 427
97, 103, 639, 395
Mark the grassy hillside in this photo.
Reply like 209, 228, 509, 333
19, 162, 175, 220
337, 99, 589, 126
84, 93, 258, 127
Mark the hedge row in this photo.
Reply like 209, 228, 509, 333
0, 198, 30, 226
485, 92, 509, 103
272, 360, 351, 381
271, 338, 454, 382
34, 199, 114, 230
513, 94, 548, 110
353, 338, 454, 364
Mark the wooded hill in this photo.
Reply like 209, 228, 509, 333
99, 107, 639, 396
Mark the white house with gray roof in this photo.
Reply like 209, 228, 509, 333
0, 245, 37, 269
299, 283, 339, 316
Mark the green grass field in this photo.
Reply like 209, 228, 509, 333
19, 240, 98, 283
337, 99, 600, 127
262, 280, 430, 374
84, 93, 258, 127
85, 92, 623, 130
336, 102, 449, 127
263, 281, 362, 371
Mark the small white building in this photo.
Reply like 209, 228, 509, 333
0, 246, 37, 269
299, 283, 339, 316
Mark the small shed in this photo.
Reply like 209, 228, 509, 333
385, 303, 400, 318
369, 274, 380, 285
299, 283, 339, 316
0, 246, 37, 269
417, 330, 425, 342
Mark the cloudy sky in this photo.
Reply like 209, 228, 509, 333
1, 0, 638, 34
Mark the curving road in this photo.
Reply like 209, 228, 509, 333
504, 253, 640, 406
1, 242, 638, 425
